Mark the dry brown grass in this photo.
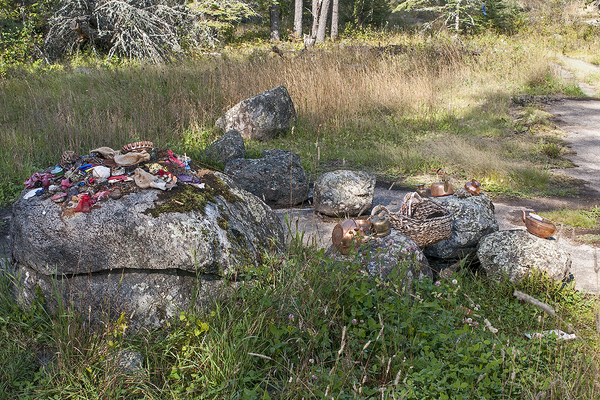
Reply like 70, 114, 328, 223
0, 27, 596, 203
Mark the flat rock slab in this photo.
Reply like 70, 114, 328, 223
9, 172, 284, 328
11, 173, 283, 276
277, 185, 408, 249
14, 264, 227, 329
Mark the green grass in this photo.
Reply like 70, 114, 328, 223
578, 234, 600, 244
1, 243, 599, 398
540, 207, 600, 228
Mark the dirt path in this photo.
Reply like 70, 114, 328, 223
549, 98, 600, 193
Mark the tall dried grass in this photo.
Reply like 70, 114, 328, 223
0, 31, 579, 202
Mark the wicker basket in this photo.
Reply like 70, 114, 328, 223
371, 196, 453, 248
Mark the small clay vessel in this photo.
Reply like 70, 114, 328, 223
332, 219, 362, 255
465, 179, 481, 195
522, 210, 557, 239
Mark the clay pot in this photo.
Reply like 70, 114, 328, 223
430, 180, 453, 197
522, 210, 557, 239
465, 179, 481, 195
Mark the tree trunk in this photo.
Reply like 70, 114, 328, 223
455, 0, 462, 33
315, 0, 330, 43
270, 3, 280, 42
294, 0, 303, 39
310, 0, 320, 40
330, 0, 339, 40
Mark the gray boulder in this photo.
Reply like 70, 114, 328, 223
314, 170, 376, 217
216, 86, 296, 141
477, 230, 571, 283
424, 188, 498, 259
329, 230, 432, 283
224, 149, 309, 207
10, 172, 284, 328
204, 129, 245, 166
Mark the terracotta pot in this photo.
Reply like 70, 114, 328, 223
522, 210, 557, 239
465, 179, 481, 195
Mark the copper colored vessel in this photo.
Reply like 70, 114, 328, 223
522, 210, 557, 239
430, 178, 453, 197
332, 219, 367, 255
355, 219, 373, 234
465, 179, 481, 195
371, 215, 391, 237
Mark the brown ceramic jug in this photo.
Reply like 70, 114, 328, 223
522, 210, 557, 239
464, 179, 481, 195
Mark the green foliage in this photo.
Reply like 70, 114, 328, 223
0, 239, 599, 397
396, 0, 521, 34
474, 0, 521, 34
524, 69, 587, 96
0, 0, 58, 71
351, 0, 392, 27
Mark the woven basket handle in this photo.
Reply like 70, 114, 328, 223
401, 191, 423, 217
370, 205, 390, 219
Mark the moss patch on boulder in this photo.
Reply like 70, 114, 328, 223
144, 172, 240, 217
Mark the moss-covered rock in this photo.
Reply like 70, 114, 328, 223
10, 171, 285, 328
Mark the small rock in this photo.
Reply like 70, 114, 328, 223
204, 129, 245, 167
328, 230, 432, 283
477, 230, 571, 283
115, 350, 144, 373
216, 85, 297, 141
314, 170, 376, 217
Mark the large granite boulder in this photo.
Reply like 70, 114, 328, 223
314, 170, 376, 217
328, 230, 432, 284
10, 172, 284, 328
477, 230, 571, 283
204, 129, 245, 167
216, 86, 296, 141
424, 188, 498, 259
224, 149, 309, 207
